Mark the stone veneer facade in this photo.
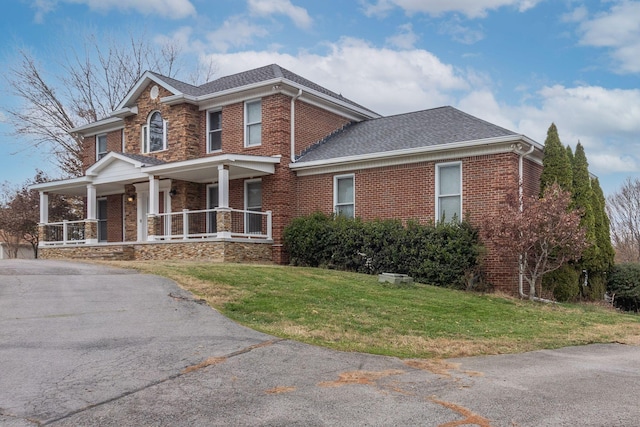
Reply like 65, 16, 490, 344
39, 240, 273, 263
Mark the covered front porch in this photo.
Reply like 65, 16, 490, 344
32, 152, 282, 262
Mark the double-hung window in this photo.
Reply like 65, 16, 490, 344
207, 110, 222, 152
245, 99, 262, 147
334, 174, 355, 218
142, 111, 167, 153
436, 162, 462, 222
96, 134, 108, 160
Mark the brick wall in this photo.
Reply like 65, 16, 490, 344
293, 152, 529, 294
106, 194, 123, 242
123, 83, 201, 162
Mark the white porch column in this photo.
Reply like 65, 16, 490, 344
218, 165, 229, 208
39, 192, 49, 224
149, 176, 160, 215
85, 184, 98, 244
86, 185, 97, 220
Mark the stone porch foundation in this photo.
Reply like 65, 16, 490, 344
38, 240, 273, 263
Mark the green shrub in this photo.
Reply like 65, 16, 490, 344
543, 264, 580, 302
607, 263, 640, 312
283, 213, 484, 290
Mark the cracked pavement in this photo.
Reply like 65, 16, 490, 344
1, 259, 640, 426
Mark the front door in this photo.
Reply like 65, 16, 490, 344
137, 192, 148, 242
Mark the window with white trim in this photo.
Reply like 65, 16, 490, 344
244, 99, 262, 147
207, 110, 222, 152
436, 162, 462, 223
141, 111, 167, 153
334, 174, 355, 218
96, 134, 108, 160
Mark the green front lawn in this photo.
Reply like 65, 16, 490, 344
124, 262, 640, 359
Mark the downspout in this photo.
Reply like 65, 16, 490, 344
516, 143, 535, 300
516, 143, 556, 303
290, 89, 303, 162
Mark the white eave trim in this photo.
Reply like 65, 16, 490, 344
144, 154, 282, 175
110, 106, 138, 118
29, 176, 91, 192
115, 71, 185, 111
69, 117, 124, 137
290, 135, 542, 176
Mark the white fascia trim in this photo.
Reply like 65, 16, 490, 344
165, 77, 379, 121
115, 72, 185, 111
291, 135, 538, 176
70, 117, 124, 136
144, 154, 282, 175
85, 152, 147, 176
29, 176, 91, 192
110, 106, 138, 118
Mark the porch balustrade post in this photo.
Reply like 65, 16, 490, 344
63, 220, 68, 245
147, 215, 158, 241
84, 219, 98, 244
182, 209, 189, 239
216, 208, 232, 239
266, 211, 273, 240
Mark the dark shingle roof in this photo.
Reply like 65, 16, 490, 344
119, 153, 167, 166
152, 64, 374, 114
295, 106, 517, 163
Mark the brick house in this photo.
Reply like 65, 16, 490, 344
32, 64, 543, 293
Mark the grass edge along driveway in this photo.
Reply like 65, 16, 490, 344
110, 262, 640, 359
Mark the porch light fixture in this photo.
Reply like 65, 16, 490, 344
169, 188, 177, 197
127, 194, 136, 202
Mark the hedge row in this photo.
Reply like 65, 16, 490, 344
283, 212, 484, 290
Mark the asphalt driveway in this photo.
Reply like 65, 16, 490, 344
1, 259, 639, 426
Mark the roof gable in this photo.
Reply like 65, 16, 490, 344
86, 152, 165, 179
115, 71, 195, 111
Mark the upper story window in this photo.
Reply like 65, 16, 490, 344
334, 174, 355, 218
207, 110, 222, 152
436, 162, 462, 223
96, 134, 108, 160
141, 111, 167, 153
245, 99, 262, 147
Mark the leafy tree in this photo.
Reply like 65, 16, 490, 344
589, 178, 615, 292
483, 183, 587, 300
2, 30, 215, 177
0, 172, 79, 258
540, 123, 573, 195
608, 178, 640, 263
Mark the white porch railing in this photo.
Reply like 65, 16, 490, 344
41, 220, 87, 246
153, 208, 272, 240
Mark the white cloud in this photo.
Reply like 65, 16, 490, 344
248, 0, 313, 29
385, 23, 419, 49
439, 16, 484, 44
206, 16, 269, 53
512, 84, 640, 178
362, 0, 542, 18
561, 5, 588, 23
32, 0, 196, 19
202, 37, 468, 115
577, 1, 640, 73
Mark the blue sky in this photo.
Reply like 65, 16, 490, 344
1, 0, 639, 195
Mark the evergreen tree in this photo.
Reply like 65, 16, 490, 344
540, 123, 573, 196
591, 177, 616, 286
566, 145, 574, 168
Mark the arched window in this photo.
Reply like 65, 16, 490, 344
142, 111, 167, 153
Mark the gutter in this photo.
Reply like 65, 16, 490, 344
515, 143, 555, 303
290, 89, 303, 162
